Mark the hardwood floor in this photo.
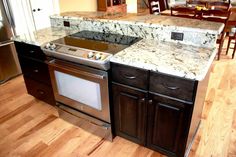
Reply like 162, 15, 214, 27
1, 52, 236, 157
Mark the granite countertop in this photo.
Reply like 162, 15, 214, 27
14, 26, 216, 81
51, 11, 224, 34
13, 27, 78, 46
110, 39, 216, 81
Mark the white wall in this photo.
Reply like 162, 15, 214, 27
126, 0, 137, 13
59, 0, 97, 12
59, 0, 138, 13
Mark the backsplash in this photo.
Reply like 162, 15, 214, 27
50, 14, 221, 48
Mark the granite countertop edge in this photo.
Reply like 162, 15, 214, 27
50, 14, 224, 35
110, 40, 217, 81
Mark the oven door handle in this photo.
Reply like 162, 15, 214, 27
47, 59, 106, 80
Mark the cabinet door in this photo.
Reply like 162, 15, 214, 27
112, 83, 147, 145
97, 0, 107, 11
147, 94, 192, 157
30, 0, 56, 30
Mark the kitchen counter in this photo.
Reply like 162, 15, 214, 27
51, 11, 224, 34
111, 39, 216, 81
13, 27, 78, 46
13, 26, 216, 81
50, 11, 224, 48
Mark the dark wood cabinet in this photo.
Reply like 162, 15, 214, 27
112, 63, 149, 90
147, 94, 192, 157
97, 0, 108, 11
18, 56, 51, 85
111, 63, 209, 157
112, 83, 147, 145
14, 41, 55, 106
97, 0, 127, 12
149, 72, 197, 102
24, 76, 55, 105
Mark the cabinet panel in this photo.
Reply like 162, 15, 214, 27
14, 41, 46, 61
97, 0, 107, 11
18, 56, 51, 85
147, 94, 192, 157
24, 76, 55, 106
112, 83, 147, 145
149, 72, 196, 102
112, 63, 149, 90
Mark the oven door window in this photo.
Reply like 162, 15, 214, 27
54, 71, 102, 110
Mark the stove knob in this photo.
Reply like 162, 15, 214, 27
87, 52, 94, 58
45, 43, 51, 49
49, 43, 56, 50
95, 53, 102, 60
45, 43, 56, 50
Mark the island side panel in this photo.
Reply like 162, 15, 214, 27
185, 64, 212, 154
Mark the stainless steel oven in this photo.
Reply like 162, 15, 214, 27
42, 30, 141, 141
47, 59, 112, 140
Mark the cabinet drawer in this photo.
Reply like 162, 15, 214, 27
15, 41, 45, 60
18, 56, 51, 85
112, 63, 149, 90
24, 76, 55, 106
149, 72, 196, 102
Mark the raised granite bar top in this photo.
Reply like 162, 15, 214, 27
14, 27, 78, 46
110, 39, 216, 81
51, 11, 224, 34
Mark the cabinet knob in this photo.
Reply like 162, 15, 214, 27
34, 69, 39, 73
123, 74, 136, 79
29, 50, 34, 53
148, 99, 153, 104
37, 8, 42, 11
162, 83, 179, 90
38, 90, 45, 95
140, 98, 145, 102
33, 9, 36, 12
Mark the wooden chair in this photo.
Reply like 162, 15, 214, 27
148, 0, 168, 14
214, 10, 232, 60
226, 8, 236, 59
226, 32, 236, 58
171, 6, 197, 18
207, 1, 231, 11
187, 1, 207, 7
201, 9, 229, 23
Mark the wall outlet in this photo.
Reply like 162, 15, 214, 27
63, 21, 70, 27
171, 32, 184, 41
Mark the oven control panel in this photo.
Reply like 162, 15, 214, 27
42, 42, 112, 61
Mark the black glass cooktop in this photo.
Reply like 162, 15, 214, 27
52, 30, 142, 54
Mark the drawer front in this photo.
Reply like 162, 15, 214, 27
15, 41, 45, 60
24, 76, 55, 106
18, 56, 51, 85
112, 63, 149, 90
149, 72, 196, 102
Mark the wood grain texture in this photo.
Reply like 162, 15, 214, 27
0, 49, 236, 156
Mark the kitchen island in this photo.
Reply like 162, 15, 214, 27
14, 11, 223, 157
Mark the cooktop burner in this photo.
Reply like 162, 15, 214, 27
41, 31, 141, 70
52, 30, 141, 54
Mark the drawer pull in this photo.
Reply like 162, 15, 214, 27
34, 69, 39, 73
123, 74, 136, 79
140, 98, 145, 102
148, 99, 153, 104
37, 90, 45, 95
162, 83, 179, 90
29, 50, 35, 54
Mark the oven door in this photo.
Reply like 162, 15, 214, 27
47, 59, 110, 123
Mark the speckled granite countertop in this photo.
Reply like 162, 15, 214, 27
51, 11, 224, 34
14, 26, 216, 81
14, 27, 78, 46
110, 39, 216, 81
